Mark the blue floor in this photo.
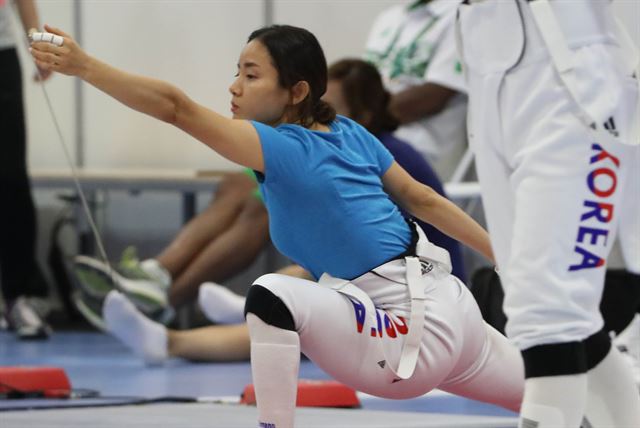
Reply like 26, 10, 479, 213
0, 331, 516, 417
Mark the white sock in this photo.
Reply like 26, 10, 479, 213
518, 375, 587, 428
198, 282, 246, 324
247, 313, 300, 428
140, 259, 172, 290
103, 291, 168, 365
584, 347, 640, 427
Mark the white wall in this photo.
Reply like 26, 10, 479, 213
272, 0, 404, 64
81, 0, 263, 171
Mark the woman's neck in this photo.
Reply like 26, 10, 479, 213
309, 122, 331, 132
275, 113, 330, 132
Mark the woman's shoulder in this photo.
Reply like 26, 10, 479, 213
333, 115, 372, 136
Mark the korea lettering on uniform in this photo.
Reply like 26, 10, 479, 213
570, 133, 621, 271
347, 296, 409, 339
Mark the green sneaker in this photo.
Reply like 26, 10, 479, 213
118, 247, 152, 280
72, 258, 117, 299
73, 253, 169, 315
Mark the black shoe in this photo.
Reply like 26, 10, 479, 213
7, 297, 52, 340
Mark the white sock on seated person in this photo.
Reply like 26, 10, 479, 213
103, 290, 168, 365
198, 282, 246, 324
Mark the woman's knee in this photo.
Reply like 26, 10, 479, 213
244, 275, 296, 331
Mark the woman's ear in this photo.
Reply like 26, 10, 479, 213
289, 81, 311, 106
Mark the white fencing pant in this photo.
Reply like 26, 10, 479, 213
251, 260, 524, 412
459, 0, 639, 350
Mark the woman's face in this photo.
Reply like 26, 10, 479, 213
323, 79, 350, 117
229, 40, 291, 125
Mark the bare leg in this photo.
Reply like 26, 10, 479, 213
167, 324, 250, 361
156, 172, 257, 277
104, 290, 250, 363
168, 196, 269, 307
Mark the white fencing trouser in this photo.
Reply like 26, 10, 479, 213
458, 0, 639, 350
251, 253, 524, 412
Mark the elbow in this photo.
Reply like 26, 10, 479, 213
417, 185, 440, 210
407, 184, 440, 217
163, 88, 187, 125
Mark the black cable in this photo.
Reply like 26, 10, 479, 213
0, 381, 44, 399
0, 396, 200, 412
0, 378, 208, 413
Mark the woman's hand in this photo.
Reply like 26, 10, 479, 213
29, 25, 91, 78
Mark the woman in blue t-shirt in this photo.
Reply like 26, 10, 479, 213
32, 24, 524, 427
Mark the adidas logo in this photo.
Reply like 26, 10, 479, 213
603, 116, 619, 137
420, 261, 434, 275
377, 360, 386, 369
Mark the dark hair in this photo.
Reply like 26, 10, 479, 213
327, 59, 399, 134
248, 25, 336, 128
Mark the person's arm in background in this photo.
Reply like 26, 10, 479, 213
389, 12, 464, 125
389, 83, 456, 124
15, 0, 52, 81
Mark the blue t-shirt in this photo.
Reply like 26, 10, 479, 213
251, 116, 411, 280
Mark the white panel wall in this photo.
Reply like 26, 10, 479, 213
272, 0, 407, 64
82, 0, 262, 171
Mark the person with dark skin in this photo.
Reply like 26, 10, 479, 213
365, 0, 467, 179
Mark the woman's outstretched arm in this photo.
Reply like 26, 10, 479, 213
383, 161, 495, 264
30, 25, 264, 171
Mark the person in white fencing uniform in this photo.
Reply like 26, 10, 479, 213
364, 0, 467, 179
32, 24, 526, 428
457, 0, 640, 427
